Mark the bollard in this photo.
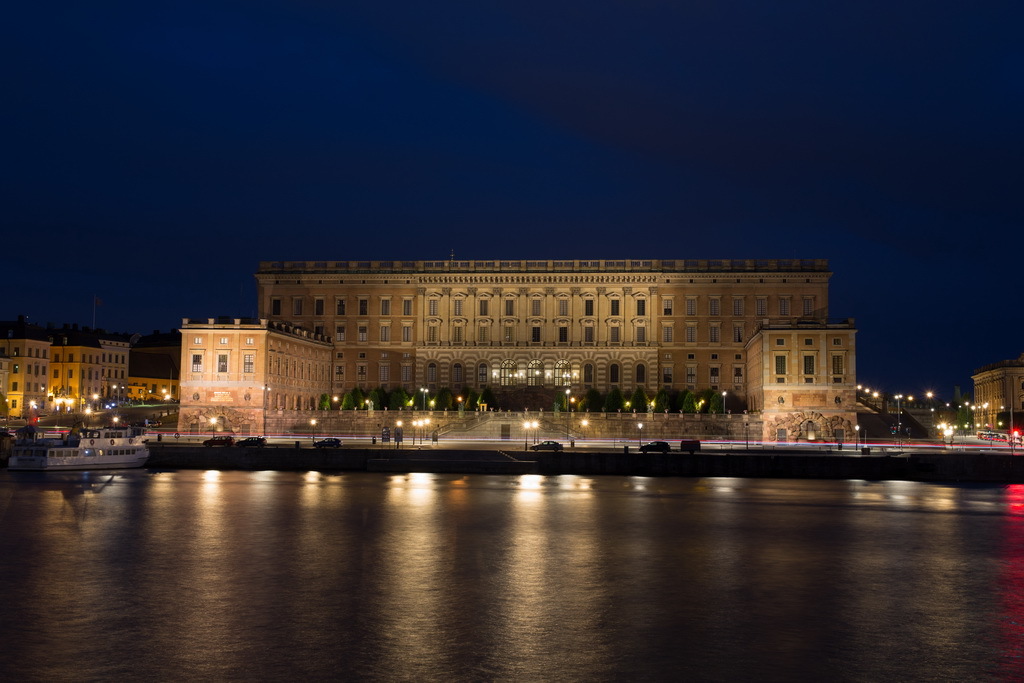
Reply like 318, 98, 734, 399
624, 445, 629, 454
861, 447, 870, 455
295, 441, 301, 449
372, 436, 377, 445
157, 433, 162, 442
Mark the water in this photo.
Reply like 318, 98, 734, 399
1, 470, 1023, 681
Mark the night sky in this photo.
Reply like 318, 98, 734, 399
5, 1, 1021, 399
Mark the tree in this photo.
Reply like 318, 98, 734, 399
604, 387, 624, 412
582, 388, 603, 412
348, 387, 365, 410
463, 388, 479, 411
681, 392, 698, 413
630, 386, 649, 412
318, 393, 331, 410
435, 387, 454, 410
340, 393, 355, 410
708, 391, 724, 414
368, 387, 387, 410
654, 388, 672, 412
480, 386, 497, 410
673, 390, 691, 412
388, 387, 409, 410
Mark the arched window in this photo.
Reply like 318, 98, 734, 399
610, 363, 620, 384
452, 363, 463, 384
500, 359, 517, 386
528, 359, 543, 386
636, 363, 646, 384
478, 362, 488, 385
583, 363, 594, 385
554, 360, 570, 387
427, 362, 437, 383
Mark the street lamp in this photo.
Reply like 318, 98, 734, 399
310, 418, 317, 442
420, 387, 428, 411
894, 394, 903, 448
722, 391, 728, 414
637, 422, 643, 448
262, 385, 271, 437
854, 424, 860, 450
565, 389, 571, 440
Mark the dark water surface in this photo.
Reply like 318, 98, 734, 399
2, 470, 1024, 681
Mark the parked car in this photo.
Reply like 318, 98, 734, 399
530, 440, 564, 452
680, 439, 701, 454
639, 441, 671, 453
314, 437, 342, 449
236, 436, 267, 448
203, 435, 234, 447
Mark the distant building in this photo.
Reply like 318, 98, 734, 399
128, 329, 181, 402
0, 317, 131, 418
972, 354, 1024, 432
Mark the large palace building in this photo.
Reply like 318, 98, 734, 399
239, 258, 858, 440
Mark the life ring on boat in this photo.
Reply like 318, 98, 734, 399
90, 439, 95, 445
110, 439, 115, 445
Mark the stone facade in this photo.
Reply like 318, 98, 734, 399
972, 354, 1024, 432
231, 258, 860, 441
177, 317, 333, 435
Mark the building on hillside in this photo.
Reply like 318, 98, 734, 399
177, 317, 333, 435
0, 352, 10, 424
250, 258, 858, 441
0, 317, 134, 418
972, 354, 1024, 433
0, 317, 52, 418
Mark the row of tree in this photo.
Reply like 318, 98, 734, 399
318, 386, 731, 414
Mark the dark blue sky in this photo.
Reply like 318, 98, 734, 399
4, 1, 1022, 399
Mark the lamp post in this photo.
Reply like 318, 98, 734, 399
420, 387, 428, 411
637, 422, 643, 448
854, 424, 860, 450
745, 420, 750, 450
722, 391, 728, 414
262, 385, 271, 437
565, 389, 571, 440
581, 419, 588, 445
894, 394, 903, 449
310, 418, 317, 443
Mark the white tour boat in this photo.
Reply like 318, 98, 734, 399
8, 425, 150, 471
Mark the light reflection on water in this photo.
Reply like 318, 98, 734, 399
0, 471, 1022, 680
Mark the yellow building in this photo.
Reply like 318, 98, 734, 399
0, 317, 52, 418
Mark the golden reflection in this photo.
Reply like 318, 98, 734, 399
304, 471, 322, 484
201, 470, 221, 483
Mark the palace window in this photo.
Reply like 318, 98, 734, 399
709, 299, 720, 316
217, 354, 228, 373
191, 354, 203, 372
636, 300, 646, 316
381, 299, 391, 316
528, 360, 543, 386
686, 299, 697, 316
453, 299, 463, 316
531, 327, 541, 343
531, 299, 541, 316
610, 299, 620, 316
775, 356, 787, 374
271, 299, 281, 315
315, 299, 324, 315
610, 364, 620, 383
554, 360, 571, 387
780, 299, 791, 316
832, 355, 844, 374
584, 299, 594, 316
803, 356, 815, 374
584, 326, 594, 343
584, 363, 594, 384
243, 354, 254, 374
559, 299, 569, 316
663, 299, 673, 315
559, 326, 568, 343
500, 360, 517, 386
505, 299, 515, 316
380, 326, 391, 342
686, 325, 696, 343
478, 363, 488, 385
610, 327, 620, 343
756, 298, 767, 316
428, 299, 438, 317
452, 326, 463, 343
402, 326, 412, 342
427, 363, 437, 383
336, 325, 346, 341
636, 363, 646, 383
636, 326, 646, 343
479, 299, 489, 316
293, 298, 303, 316
336, 299, 346, 315
403, 299, 413, 315
452, 363, 463, 384
358, 326, 368, 342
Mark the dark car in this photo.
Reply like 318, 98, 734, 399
639, 441, 671, 453
530, 440, 563, 452
236, 436, 267, 448
314, 438, 342, 449
203, 435, 234, 447
680, 439, 701, 454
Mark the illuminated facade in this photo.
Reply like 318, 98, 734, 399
972, 354, 1024, 432
253, 259, 859, 440
177, 317, 333, 434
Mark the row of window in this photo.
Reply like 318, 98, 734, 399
52, 367, 125, 380
52, 352, 126, 364
774, 356, 846, 375
323, 323, 759, 344
273, 296, 818, 318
